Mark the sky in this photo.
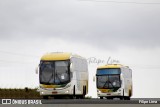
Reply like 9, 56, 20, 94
0, 0, 160, 98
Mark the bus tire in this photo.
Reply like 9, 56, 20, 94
69, 95, 74, 99
79, 95, 84, 99
120, 97, 123, 100
76, 95, 80, 99
43, 96, 49, 99
125, 97, 130, 100
107, 97, 113, 100
100, 97, 103, 99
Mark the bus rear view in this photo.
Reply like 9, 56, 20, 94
96, 64, 132, 100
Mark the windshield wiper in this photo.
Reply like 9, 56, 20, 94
103, 80, 115, 89
55, 70, 63, 84
102, 81, 108, 88
108, 80, 115, 88
47, 70, 54, 84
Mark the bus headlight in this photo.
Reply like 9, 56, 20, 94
65, 90, 69, 93
41, 92, 44, 94
97, 90, 101, 93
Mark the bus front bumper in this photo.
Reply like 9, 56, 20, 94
98, 92, 122, 97
39, 87, 71, 96
97, 89, 122, 97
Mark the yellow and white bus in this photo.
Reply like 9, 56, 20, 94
36, 52, 88, 99
96, 64, 132, 100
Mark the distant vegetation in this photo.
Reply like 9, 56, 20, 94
0, 87, 92, 99
0, 87, 41, 99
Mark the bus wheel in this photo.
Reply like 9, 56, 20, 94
124, 97, 130, 100
127, 97, 130, 100
69, 95, 74, 99
120, 97, 123, 100
100, 97, 103, 99
79, 95, 85, 99
43, 96, 49, 99
107, 97, 113, 100
76, 95, 79, 99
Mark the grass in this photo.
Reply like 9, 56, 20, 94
0, 87, 42, 99
0, 88, 92, 99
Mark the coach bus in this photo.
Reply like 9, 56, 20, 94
36, 52, 88, 99
95, 64, 132, 100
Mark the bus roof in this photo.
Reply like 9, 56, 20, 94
41, 52, 71, 61
97, 64, 125, 69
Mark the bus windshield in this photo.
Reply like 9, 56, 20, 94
97, 75, 121, 89
96, 68, 121, 89
39, 60, 70, 85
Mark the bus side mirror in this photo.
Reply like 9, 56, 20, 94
70, 63, 73, 72
35, 66, 39, 74
93, 76, 96, 82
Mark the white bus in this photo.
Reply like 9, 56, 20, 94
95, 64, 132, 100
36, 52, 88, 99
